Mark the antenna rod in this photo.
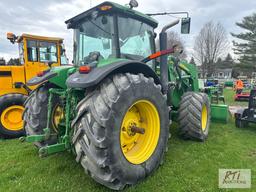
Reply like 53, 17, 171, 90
146, 11, 189, 18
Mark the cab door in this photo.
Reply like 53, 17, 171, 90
24, 39, 59, 82
24, 38, 42, 82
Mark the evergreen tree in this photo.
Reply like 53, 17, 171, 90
231, 13, 256, 71
189, 57, 196, 65
0, 58, 6, 65
7, 58, 20, 66
222, 53, 234, 68
215, 57, 223, 68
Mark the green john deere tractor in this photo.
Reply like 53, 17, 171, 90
22, 1, 228, 190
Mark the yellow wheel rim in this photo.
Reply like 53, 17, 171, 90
51, 105, 64, 132
120, 100, 160, 164
1, 105, 24, 131
201, 104, 208, 131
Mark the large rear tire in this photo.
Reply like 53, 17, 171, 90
23, 85, 61, 147
0, 94, 27, 138
72, 73, 169, 190
178, 92, 210, 141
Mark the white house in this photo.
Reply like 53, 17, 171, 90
211, 68, 232, 79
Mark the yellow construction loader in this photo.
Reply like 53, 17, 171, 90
0, 33, 68, 138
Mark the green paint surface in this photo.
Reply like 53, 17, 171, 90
49, 66, 75, 88
97, 58, 126, 67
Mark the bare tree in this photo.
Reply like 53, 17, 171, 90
193, 21, 229, 77
156, 31, 187, 59
167, 31, 187, 59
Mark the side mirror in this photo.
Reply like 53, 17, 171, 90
181, 17, 191, 34
61, 48, 66, 55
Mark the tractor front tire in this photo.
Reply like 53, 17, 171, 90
23, 85, 59, 147
0, 94, 27, 138
72, 73, 169, 190
178, 92, 210, 141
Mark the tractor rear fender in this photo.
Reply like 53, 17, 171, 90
26, 71, 57, 86
66, 60, 161, 88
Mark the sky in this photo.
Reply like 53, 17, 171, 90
0, 0, 255, 63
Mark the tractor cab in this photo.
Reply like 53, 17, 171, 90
65, 2, 191, 94
7, 33, 68, 66
65, 2, 158, 68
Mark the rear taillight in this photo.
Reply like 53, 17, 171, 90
79, 66, 91, 74
37, 71, 44, 77
37, 69, 50, 77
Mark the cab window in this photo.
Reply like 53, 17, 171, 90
61, 55, 68, 65
27, 40, 38, 62
19, 41, 24, 64
39, 41, 58, 63
118, 17, 155, 66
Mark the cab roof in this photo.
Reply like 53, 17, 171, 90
17, 33, 63, 43
65, 1, 158, 29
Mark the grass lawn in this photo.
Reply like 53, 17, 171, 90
0, 89, 255, 192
